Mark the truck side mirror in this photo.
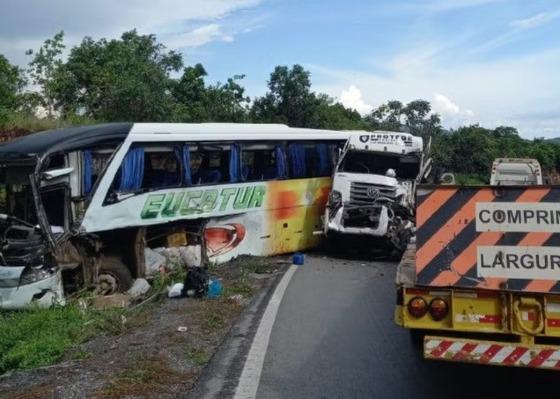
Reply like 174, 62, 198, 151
41, 167, 74, 181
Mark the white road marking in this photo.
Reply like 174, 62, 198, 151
234, 264, 298, 399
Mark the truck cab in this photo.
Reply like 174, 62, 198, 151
324, 131, 429, 253
490, 158, 542, 186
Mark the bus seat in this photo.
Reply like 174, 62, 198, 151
262, 166, 277, 180
200, 170, 222, 183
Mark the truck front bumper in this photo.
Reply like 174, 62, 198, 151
424, 335, 560, 370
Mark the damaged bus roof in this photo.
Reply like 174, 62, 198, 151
0, 123, 349, 160
0, 123, 133, 159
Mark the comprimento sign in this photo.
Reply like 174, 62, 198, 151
476, 202, 560, 232
477, 246, 560, 280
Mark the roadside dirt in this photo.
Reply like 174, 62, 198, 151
0, 256, 286, 399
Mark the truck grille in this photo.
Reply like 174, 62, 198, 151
349, 182, 396, 205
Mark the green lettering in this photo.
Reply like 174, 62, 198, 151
141, 194, 166, 219
249, 186, 266, 208
161, 192, 184, 218
233, 187, 254, 210
200, 190, 218, 213
180, 190, 203, 215
219, 188, 237, 211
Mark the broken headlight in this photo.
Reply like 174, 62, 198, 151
20, 266, 53, 285
328, 190, 342, 206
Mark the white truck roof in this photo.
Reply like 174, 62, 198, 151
345, 130, 423, 154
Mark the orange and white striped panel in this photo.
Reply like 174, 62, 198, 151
424, 337, 560, 369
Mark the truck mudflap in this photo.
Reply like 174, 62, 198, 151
424, 336, 560, 370
415, 185, 560, 293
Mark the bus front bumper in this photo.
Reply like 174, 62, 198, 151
424, 336, 560, 370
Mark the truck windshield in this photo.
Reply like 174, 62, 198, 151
339, 150, 420, 179
0, 164, 37, 222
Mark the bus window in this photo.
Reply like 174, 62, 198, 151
191, 144, 231, 185
110, 145, 181, 196
241, 144, 287, 181
83, 148, 117, 196
288, 142, 335, 178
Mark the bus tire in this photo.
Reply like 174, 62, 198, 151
97, 257, 133, 295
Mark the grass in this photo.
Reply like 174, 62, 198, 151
0, 304, 141, 374
185, 346, 210, 366
93, 356, 190, 399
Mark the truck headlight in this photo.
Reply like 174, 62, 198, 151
328, 190, 342, 206
20, 266, 53, 285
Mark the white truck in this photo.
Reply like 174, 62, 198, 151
324, 131, 432, 255
490, 158, 543, 186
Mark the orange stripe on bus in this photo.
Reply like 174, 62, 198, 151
416, 189, 495, 274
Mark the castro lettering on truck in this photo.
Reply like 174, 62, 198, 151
476, 202, 560, 232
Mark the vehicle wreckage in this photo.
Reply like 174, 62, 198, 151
324, 131, 433, 255
0, 123, 348, 308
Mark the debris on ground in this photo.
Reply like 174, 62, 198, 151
90, 293, 131, 310
127, 278, 151, 298
177, 326, 188, 332
145, 248, 167, 275
208, 279, 223, 299
167, 282, 184, 298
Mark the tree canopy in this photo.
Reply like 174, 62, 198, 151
1, 29, 559, 181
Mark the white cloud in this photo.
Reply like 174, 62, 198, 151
433, 93, 474, 127
510, 10, 560, 30
309, 47, 560, 138
164, 24, 234, 49
339, 85, 372, 115
0, 0, 261, 64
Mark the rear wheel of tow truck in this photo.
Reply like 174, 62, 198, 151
96, 257, 133, 295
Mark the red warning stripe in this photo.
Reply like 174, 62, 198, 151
527, 349, 554, 368
430, 340, 454, 358
503, 347, 528, 365
452, 343, 477, 361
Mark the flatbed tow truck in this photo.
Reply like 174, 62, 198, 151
395, 184, 560, 370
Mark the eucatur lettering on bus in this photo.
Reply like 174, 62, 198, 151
476, 202, 560, 232
477, 246, 560, 280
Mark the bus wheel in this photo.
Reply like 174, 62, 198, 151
96, 258, 133, 295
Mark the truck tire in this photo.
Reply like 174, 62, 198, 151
97, 257, 133, 295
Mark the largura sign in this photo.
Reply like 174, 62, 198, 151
477, 246, 560, 280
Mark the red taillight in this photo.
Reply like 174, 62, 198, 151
429, 298, 449, 321
407, 296, 428, 318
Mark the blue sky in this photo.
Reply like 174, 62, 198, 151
1, 0, 559, 137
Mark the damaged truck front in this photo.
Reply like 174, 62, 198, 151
324, 131, 432, 254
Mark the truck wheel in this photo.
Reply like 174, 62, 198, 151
96, 257, 133, 295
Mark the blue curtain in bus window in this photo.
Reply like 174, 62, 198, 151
288, 143, 306, 178
241, 149, 249, 182
316, 143, 329, 176
181, 145, 192, 186
83, 150, 93, 195
229, 144, 240, 183
119, 147, 144, 192
275, 146, 287, 179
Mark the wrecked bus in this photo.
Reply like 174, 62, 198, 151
324, 131, 432, 254
0, 123, 346, 309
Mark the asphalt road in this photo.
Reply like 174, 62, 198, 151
255, 254, 560, 399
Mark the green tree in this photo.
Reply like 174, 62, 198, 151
204, 75, 250, 122
57, 30, 183, 121
0, 54, 25, 121
365, 99, 442, 139
251, 64, 317, 127
26, 31, 66, 117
